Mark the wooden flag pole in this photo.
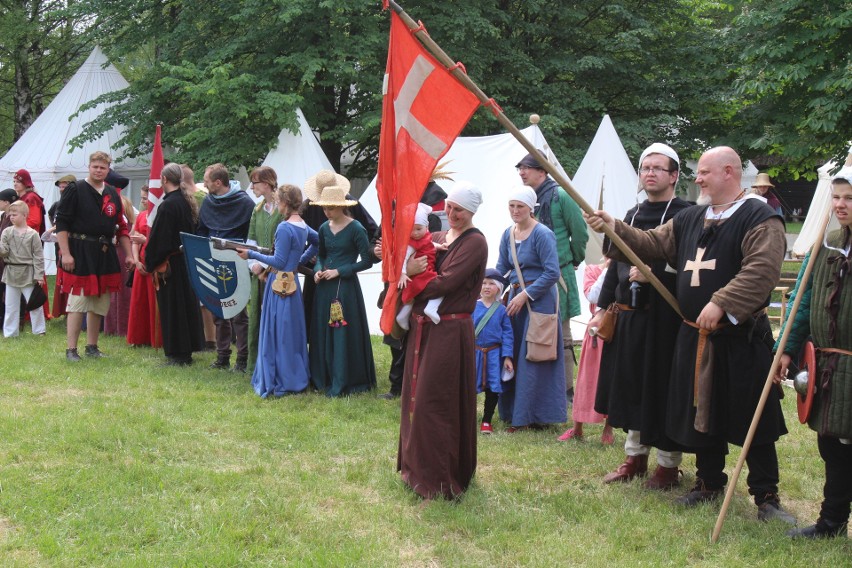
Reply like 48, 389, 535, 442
710, 207, 832, 542
387, 0, 683, 318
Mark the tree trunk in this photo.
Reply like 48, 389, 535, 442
13, 43, 35, 141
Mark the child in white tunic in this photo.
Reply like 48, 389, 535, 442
0, 201, 45, 337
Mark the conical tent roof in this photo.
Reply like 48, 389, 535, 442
570, 115, 640, 263
0, 46, 150, 213
259, 109, 334, 187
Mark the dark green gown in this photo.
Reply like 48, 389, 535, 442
309, 220, 376, 396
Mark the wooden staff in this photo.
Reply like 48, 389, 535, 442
711, 207, 832, 542
387, 0, 683, 319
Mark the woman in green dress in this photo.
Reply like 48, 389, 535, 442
305, 170, 376, 396
245, 166, 283, 374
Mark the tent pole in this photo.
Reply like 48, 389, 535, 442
387, 0, 682, 317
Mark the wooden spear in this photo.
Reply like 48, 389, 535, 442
387, 0, 683, 318
710, 206, 832, 542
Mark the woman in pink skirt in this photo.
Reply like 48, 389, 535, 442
558, 260, 614, 444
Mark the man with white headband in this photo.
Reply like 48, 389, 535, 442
516, 150, 588, 404
591, 143, 690, 491
585, 146, 795, 526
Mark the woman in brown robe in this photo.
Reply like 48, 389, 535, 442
397, 182, 487, 500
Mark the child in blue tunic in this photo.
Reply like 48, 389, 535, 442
474, 268, 514, 434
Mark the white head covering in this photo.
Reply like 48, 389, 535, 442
833, 166, 852, 185
446, 181, 483, 213
638, 143, 680, 169
414, 202, 432, 227
508, 186, 537, 211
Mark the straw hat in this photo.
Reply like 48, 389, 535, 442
304, 169, 357, 207
752, 172, 774, 188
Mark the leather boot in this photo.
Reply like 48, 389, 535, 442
210, 355, 230, 370
603, 454, 648, 484
787, 518, 848, 539
643, 465, 682, 491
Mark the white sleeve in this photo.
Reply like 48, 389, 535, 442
586, 267, 607, 304
400, 245, 416, 277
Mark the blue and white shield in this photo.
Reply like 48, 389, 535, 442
180, 233, 251, 319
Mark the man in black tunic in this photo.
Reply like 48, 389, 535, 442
586, 146, 796, 524
594, 143, 690, 489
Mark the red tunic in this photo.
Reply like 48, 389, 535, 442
401, 232, 437, 304
126, 211, 161, 347
19, 190, 46, 234
19, 189, 51, 319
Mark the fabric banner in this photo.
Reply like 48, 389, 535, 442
147, 124, 165, 227
376, 10, 480, 334
180, 233, 250, 319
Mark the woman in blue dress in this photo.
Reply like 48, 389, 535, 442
304, 170, 376, 397
496, 187, 567, 430
238, 184, 317, 397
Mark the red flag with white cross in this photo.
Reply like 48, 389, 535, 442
146, 124, 165, 227
377, 10, 480, 334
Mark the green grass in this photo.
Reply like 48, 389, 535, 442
785, 222, 803, 235
0, 320, 848, 566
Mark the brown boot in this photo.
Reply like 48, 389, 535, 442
643, 465, 682, 490
603, 454, 648, 484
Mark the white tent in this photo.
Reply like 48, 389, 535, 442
0, 46, 151, 273
359, 123, 585, 335
254, 108, 334, 188
790, 155, 851, 257
570, 115, 640, 264
0, 46, 150, 211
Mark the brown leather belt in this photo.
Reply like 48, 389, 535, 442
477, 344, 500, 390
817, 347, 852, 357
615, 303, 647, 312
511, 281, 536, 289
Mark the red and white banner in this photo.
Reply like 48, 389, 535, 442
146, 124, 165, 227
377, 11, 480, 334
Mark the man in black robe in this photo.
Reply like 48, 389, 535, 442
594, 143, 690, 490
586, 146, 796, 525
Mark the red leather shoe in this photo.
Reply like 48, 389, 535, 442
557, 428, 583, 441
480, 422, 493, 435
603, 455, 648, 484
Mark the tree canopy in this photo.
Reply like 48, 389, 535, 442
1, 1, 849, 181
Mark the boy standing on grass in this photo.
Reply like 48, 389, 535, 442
474, 268, 514, 434
0, 201, 45, 337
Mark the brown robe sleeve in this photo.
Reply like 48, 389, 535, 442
605, 218, 678, 267
711, 217, 785, 322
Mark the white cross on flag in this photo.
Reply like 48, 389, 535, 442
146, 124, 165, 227
376, 9, 480, 334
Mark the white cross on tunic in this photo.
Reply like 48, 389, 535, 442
684, 247, 716, 287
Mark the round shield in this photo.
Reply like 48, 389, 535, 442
796, 340, 817, 424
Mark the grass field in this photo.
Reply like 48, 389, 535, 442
0, 319, 848, 566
